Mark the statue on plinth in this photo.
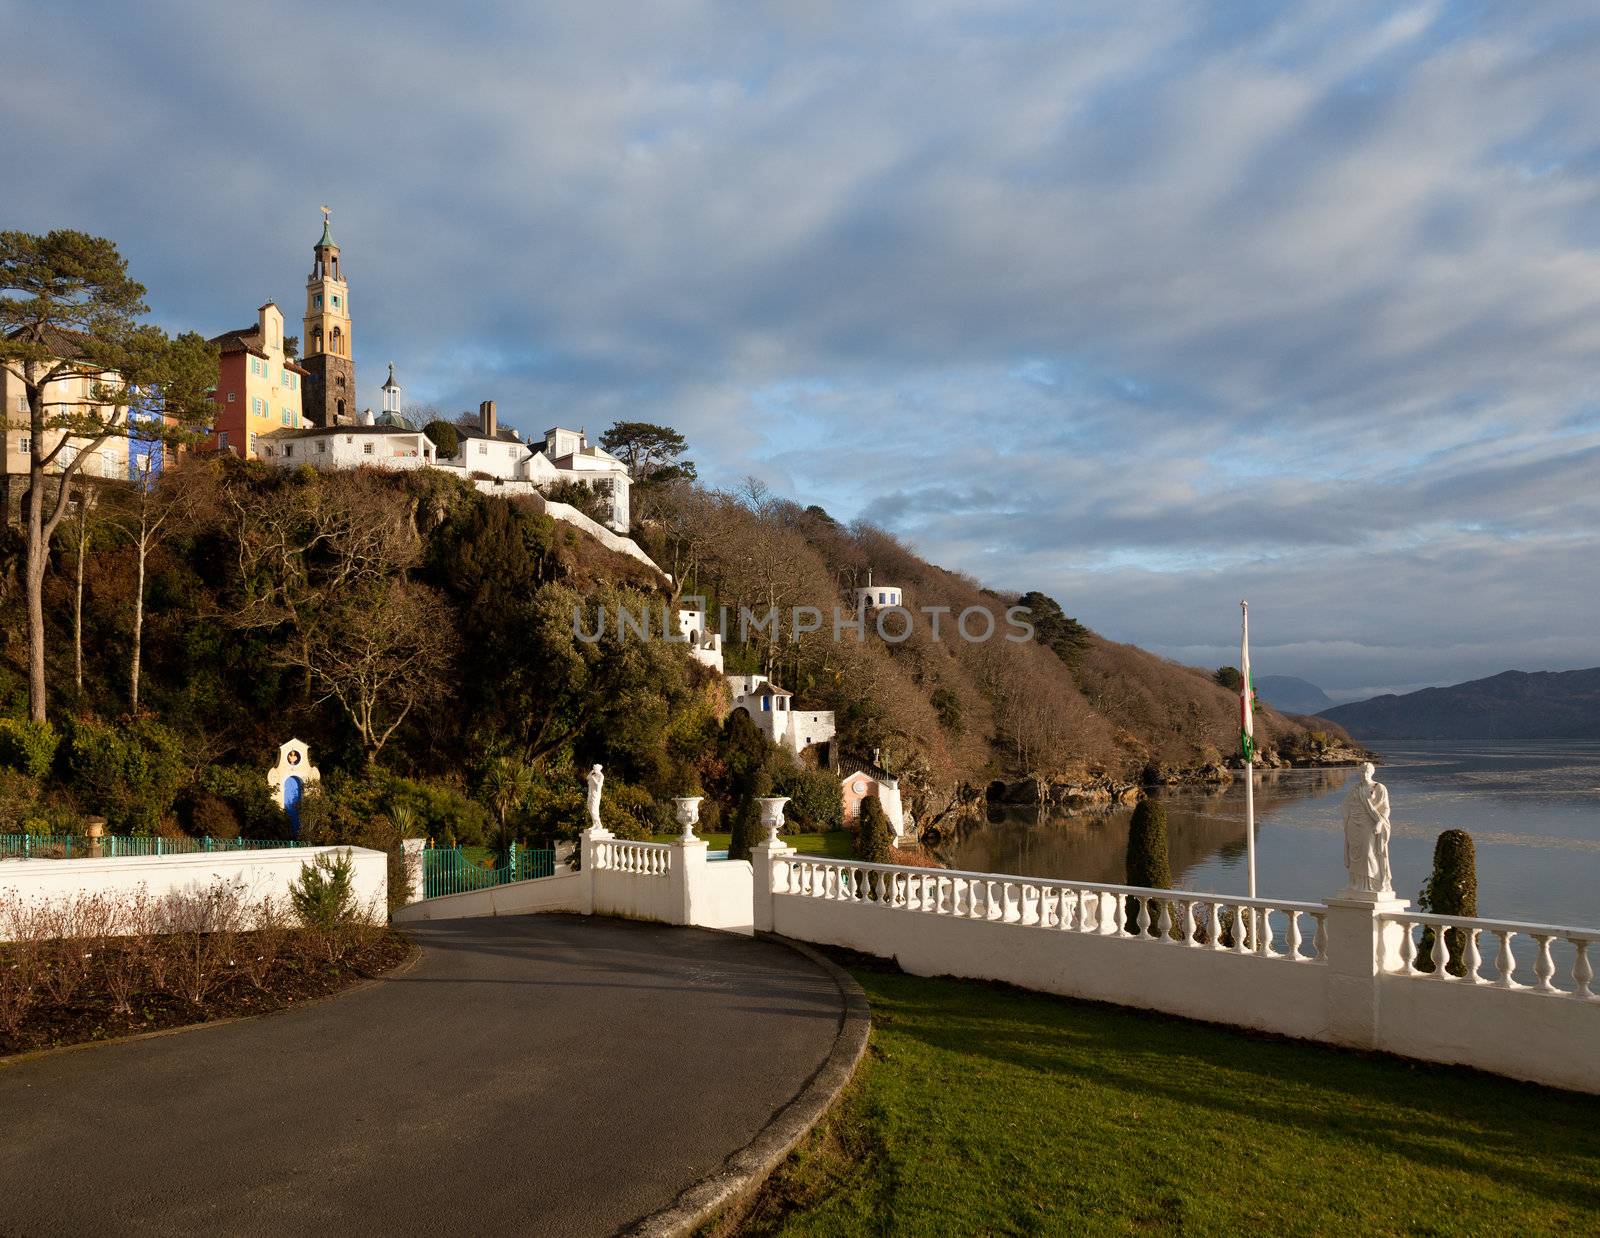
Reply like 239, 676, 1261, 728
585, 764, 605, 831
1341, 762, 1393, 897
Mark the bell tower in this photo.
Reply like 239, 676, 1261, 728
301, 205, 356, 426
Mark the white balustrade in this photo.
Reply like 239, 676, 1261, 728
776, 857, 1328, 962
1381, 911, 1600, 999
594, 839, 672, 877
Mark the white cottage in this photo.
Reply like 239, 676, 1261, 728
677, 607, 724, 672
726, 673, 836, 758
852, 568, 903, 612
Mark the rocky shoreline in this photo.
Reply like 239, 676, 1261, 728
977, 744, 1377, 810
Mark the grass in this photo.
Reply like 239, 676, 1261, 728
649, 830, 857, 859
741, 960, 1600, 1237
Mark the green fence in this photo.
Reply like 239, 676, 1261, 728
0, 834, 306, 861
423, 844, 557, 899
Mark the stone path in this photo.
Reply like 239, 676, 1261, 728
0, 914, 847, 1237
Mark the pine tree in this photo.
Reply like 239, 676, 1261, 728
727, 770, 772, 862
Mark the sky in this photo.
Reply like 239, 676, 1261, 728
4, 0, 1598, 702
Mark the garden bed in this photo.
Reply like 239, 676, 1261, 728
0, 886, 411, 1057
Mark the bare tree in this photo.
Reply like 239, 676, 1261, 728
293, 578, 452, 766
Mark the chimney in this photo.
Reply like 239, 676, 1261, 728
866, 568, 874, 588
479, 400, 497, 436
872, 747, 881, 767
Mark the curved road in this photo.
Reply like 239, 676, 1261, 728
0, 915, 847, 1237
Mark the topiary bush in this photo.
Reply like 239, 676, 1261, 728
1418, 829, 1477, 975
0, 719, 58, 781
727, 771, 773, 862
423, 420, 459, 459
856, 795, 894, 864
1124, 798, 1173, 934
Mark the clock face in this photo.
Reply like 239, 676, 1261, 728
854, 780, 867, 794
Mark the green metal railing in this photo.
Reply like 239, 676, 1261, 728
0, 834, 306, 861
423, 843, 557, 899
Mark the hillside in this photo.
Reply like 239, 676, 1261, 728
0, 458, 1348, 849
1319, 668, 1600, 741
1256, 675, 1334, 715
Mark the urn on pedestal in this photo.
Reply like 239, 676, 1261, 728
757, 796, 791, 847
673, 796, 703, 843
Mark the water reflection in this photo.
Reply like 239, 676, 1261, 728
939, 742, 1600, 928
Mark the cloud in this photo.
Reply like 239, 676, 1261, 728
3, 0, 1598, 696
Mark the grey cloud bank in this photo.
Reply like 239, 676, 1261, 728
3, 0, 1597, 700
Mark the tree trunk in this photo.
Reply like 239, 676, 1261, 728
25, 465, 48, 723
130, 532, 147, 714
73, 499, 89, 694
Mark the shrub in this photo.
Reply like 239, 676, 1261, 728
424, 419, 460, 458
1125, 798, 1173, 935
289, 851, 357, 928
773, 766, 842, 833
856, 795, 894, 864
0, 719, 58, 780
61, 717, 185, 834
727, 771, 773, 862
1418, 829, 1477, 975
189, 792, 242, 840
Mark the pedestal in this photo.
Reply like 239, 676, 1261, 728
750, 841, 795, 933
1324, 893, 1409, 1048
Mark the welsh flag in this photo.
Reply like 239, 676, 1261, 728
1240, 602, 1255, 763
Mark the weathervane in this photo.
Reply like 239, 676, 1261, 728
320, 204, 331, 223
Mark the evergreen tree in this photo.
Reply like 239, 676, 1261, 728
1124, 798, 1173, 934
727, 770, 772, 862
1418, 829, 1478, 975
856, 795, 894, 864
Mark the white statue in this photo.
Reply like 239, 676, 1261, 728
585, 764, 605, 831
1341, 762, 1393, 896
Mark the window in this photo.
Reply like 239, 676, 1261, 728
14, 395, 25, 412
318, 441, 327, 453
282, 409, 291, 425
878, 592, 886, 604
761, 698, 770, 712
249, 432, 259, 455
219, 432, 229, 449
478, 443, 487, 455
363, 443, 374, 456
284, 445, 293, 458
281, 371, 290, 387
314, 294, 322, 309
18, 434, 30, 453
227, 391, 236, 403
331, 294, 340, 308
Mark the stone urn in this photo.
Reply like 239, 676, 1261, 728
757, 796, 791, 847
673, 796, 703, 843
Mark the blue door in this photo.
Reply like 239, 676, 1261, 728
284, 775, 303, 836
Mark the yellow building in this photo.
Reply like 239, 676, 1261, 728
207, 302, 308, 459
300, 209, 356, 426
2, 325, 130, 480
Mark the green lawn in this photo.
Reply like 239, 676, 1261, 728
743, 961, 1600, 1236
648, 831, 856, 859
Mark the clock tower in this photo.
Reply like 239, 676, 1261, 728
301, 206, 356, 426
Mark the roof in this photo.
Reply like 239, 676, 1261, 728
2, 323, 94, 359
748, 681, 793, 698
208, 326, 266, 358
263, 424, 425, 441
840, 750, 895, 781
381, 363, 399, 390
317, 217, 336, 249
457, 424, 525, 444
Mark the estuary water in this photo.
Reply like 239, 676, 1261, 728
940, 741, 1600, 930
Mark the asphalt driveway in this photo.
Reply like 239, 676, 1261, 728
0, 914, 847, 1237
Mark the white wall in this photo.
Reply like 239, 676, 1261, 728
0, 846, 388, 934
392, 870, 585, 923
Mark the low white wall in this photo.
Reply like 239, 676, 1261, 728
692, 861, 754, 936
392, 870, 586, 923
770, 894, 1330, 1040
0, 846, 388, 935
1375, 976, 1599, 1094
593, 868, 675, 924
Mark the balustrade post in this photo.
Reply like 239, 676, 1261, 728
578, 824, 613, 916
750, 838, 794, 933
1323, 891, 1409, 1050
400, 837, 427, 905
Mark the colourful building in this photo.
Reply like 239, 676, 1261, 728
207, 302, 307, 459
300, 210, 355, 426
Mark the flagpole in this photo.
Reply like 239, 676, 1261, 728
1241, 600, 1257, 899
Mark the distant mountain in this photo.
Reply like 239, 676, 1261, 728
1318, 668, 1600, 741
1255, 675, 1334, 716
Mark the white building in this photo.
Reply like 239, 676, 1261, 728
255, 388, 635, 536
726, 673, 836, 758
258, 424, 438, 470
853, 568, 903, 612
676, 607, 724, 673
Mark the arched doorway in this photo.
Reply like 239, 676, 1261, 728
284, 775, 304, 836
